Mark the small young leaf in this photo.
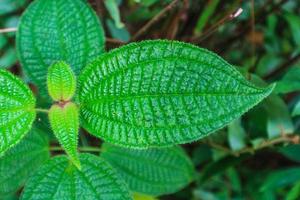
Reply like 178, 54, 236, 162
79, 40, 275, 148
275, 66, 300, 94
0, 126, 49, 196
21, 154, 132, 200
101, 143, 195, 196
49, 102, 80, 169
17, 0, 105, 97
47, 61, 76, 102
0, 69, 36, 155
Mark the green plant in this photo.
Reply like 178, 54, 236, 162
0, 0, 277, 199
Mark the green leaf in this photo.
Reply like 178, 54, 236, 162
279, 144, 300, 163
0, 69, 36, 155
260, 167, 300, 192
194, 0, 220, 35
79, 40, 275, 148
275, 66, 300, 94
264, 95, 294, 138
49, 102, 80, 169
21, 154, 132, 200
286, 181, 300, 200
228, 119, 246, 151
292, 100, 300, 117
101, 143, 195, 196
0, 126, 49, 195
284, 12, 300, 47
0, 0, 27, 15
17, 0, 105, 97
104, 0, 124, 28
47, 61, 76, 101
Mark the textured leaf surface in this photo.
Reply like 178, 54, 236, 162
79, 40, 275, 147
21, 154, 132, 200
101, 143, 195, 196
47, 61, 76, 101
0, 126, 49, 195
0, 69, 36, 155
49, 102, 80, 169
17, 0, 105, 96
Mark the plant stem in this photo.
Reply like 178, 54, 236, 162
50, 146, 102, 152
0, 27, 17, 33
35, 108, 49, 113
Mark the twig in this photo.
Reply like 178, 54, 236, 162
0, 27, 17, 33
106, 37, 125, 45
130, 0, 180, 41
206, 134, 299, 157
217, 0, 288, 54
190, 8, 243, 44
263, 54, 300, 80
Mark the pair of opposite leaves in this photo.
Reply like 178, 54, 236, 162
0, 0, 275, 199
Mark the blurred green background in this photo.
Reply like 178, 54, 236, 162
1, 0, 300, 199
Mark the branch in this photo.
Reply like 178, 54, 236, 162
205, 134, 300, 157
130, 0, 180, 41
0, 27, 17, 33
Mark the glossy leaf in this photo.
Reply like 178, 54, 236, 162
101, 143, 195, 196
79, 40, 275, 148
47, 61, 76, 101
49, 102, 80, 169
21, 154, 132, 200
0, 69, 36, 155
0, 126, 49, 195
17, 0, 105, 96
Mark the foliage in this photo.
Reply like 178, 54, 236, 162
0, 0, 300, 199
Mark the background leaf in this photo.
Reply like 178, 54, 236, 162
79, 40, 274, 148
21, 153, 132, 200
17, 0, 105, 97
101, 143, 194, 196
0, 69, 36, 155
0, 126, 49, 196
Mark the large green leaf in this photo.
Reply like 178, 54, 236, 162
0, 126, 49, 196
47, 61, 76, 102
21, 154, 132, 200
101, 143, 195, 196
79, 40, 274, 147
17, 0, 105, 96
0, 69, 36, 155
49, 102, 80, 169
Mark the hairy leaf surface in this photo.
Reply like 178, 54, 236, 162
0, 126, 49, 195
49, 102, 80, 169
0, 69, 36, 155
101, 143, 195, 196
79, 40, 274, 147
21, 154, 132, 200
17, 0, 105, 96
47, 61, 76, 101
